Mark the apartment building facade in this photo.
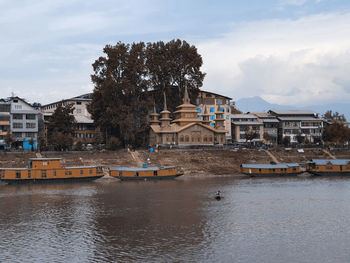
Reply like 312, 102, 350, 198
196, 91, 233, 141
268, 110, 323, 144
41, 94, 98, 143
6, 97, 40, 149
231, 114, 264, 143
0, 100, 11, 149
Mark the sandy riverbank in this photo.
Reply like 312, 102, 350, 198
0, 148, 349, 176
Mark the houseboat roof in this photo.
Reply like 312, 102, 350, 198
29, 158, 62, 161
311, 159, 350, 165
241, 163, 300, 169
109, 166, 177, 171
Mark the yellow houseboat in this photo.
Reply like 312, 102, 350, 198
307, 159, 350, 176
240, 163, 301, 176
109, 166, 184, 181
0, 158, 104, 184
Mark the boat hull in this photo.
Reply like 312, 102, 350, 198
116, 174, 183, 181
247, 172, 301, 177
2, 175, 104, 184
308, 171, 350, 176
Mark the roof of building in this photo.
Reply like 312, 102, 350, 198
311, 159, 350, 165
41, 93, 92, 108
269, 109, 317, 116
262, 119, 279, 123
198, 90, 232, 100
231, 114, 258, 119
232, 121, 262, 125
278, 117, 321, 121
242, 163, 300, 169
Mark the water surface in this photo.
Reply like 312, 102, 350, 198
1, 176, 350, 262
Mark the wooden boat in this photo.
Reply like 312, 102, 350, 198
0, 158, 104, 184
307, 159, 350, 176
240, 163, 301, 176
109, 166, 184, 181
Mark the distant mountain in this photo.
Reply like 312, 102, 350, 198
236, 96, 350, 120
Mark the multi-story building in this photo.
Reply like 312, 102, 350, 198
249, 112, 279, 144
231, 114, 264, 143
41, 94, 98, 143
196, 91, 233, 141
268, 110, 323, 144
0, 100, 11, 149
6, 97, 40, 150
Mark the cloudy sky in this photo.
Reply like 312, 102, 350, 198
1, 0, 350, 107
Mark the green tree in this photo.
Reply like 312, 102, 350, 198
282, 136, 291, 147
323, 110, 346, 122
146, 39, 205, 112
295, 133, 305, 144
323, 122, 350, 145
47, 103, 76, 150
89, 42, 151, 147
4, 133, 14, 149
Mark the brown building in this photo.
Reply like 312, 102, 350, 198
149, 88, 226, 146
196, 90, 233, 141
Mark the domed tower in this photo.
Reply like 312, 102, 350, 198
214, 104, 225, 130
149, 103, 160, 126
172, 86, 201, 126
159, 93, 172, 129
201, 105, 211, 126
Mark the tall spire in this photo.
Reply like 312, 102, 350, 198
183, 85, 190, 104
163, 92, 167, 110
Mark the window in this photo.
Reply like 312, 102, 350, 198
25, 132, 35, 138
26, 114, 35, 120
226, 115, 230, 120
28, 170, 31, 179
53, 170, 56, 176
76, 109, 82, 114
76, 101, 82, 105
16, 171, 21, 179
41, 170, 47, 178
89, 169, 93, 174
14, 105, 22, 110
80, 170, 84, 174
210, 107, 215, 113
13, 114, 23, 120
210, 115, 215, 120
13, 122, 23, 129
26, 123, 36, 129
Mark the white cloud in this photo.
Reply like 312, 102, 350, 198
198, 12, 350, 107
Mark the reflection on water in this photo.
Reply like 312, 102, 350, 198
1, 177, 350, 262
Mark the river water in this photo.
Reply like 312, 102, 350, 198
1, 176, 350, 263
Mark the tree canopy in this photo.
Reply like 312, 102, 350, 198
323, 110, 346, 122
88, 39, 205, 147
47, 103, 76, 150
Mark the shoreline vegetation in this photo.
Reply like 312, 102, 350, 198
0, 148, 349, 178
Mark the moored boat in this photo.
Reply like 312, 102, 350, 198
240, 163, 301, 176
307, 159, 350, 176
109, 166, 184, 181
0, 158, 104, 184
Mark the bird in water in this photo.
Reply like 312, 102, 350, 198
215, 190, 221, 200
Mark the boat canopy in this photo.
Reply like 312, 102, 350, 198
311, 159, 350, 166
241, 163, 300, 169
109, 166, 178, 171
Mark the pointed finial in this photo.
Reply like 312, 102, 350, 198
183, 85, 190, 104
163, 92, 167, 110
153, 101, 157, 113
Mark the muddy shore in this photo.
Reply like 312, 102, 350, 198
0, 148, 349, 177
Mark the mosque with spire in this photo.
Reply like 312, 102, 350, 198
149, 87, 227, 146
